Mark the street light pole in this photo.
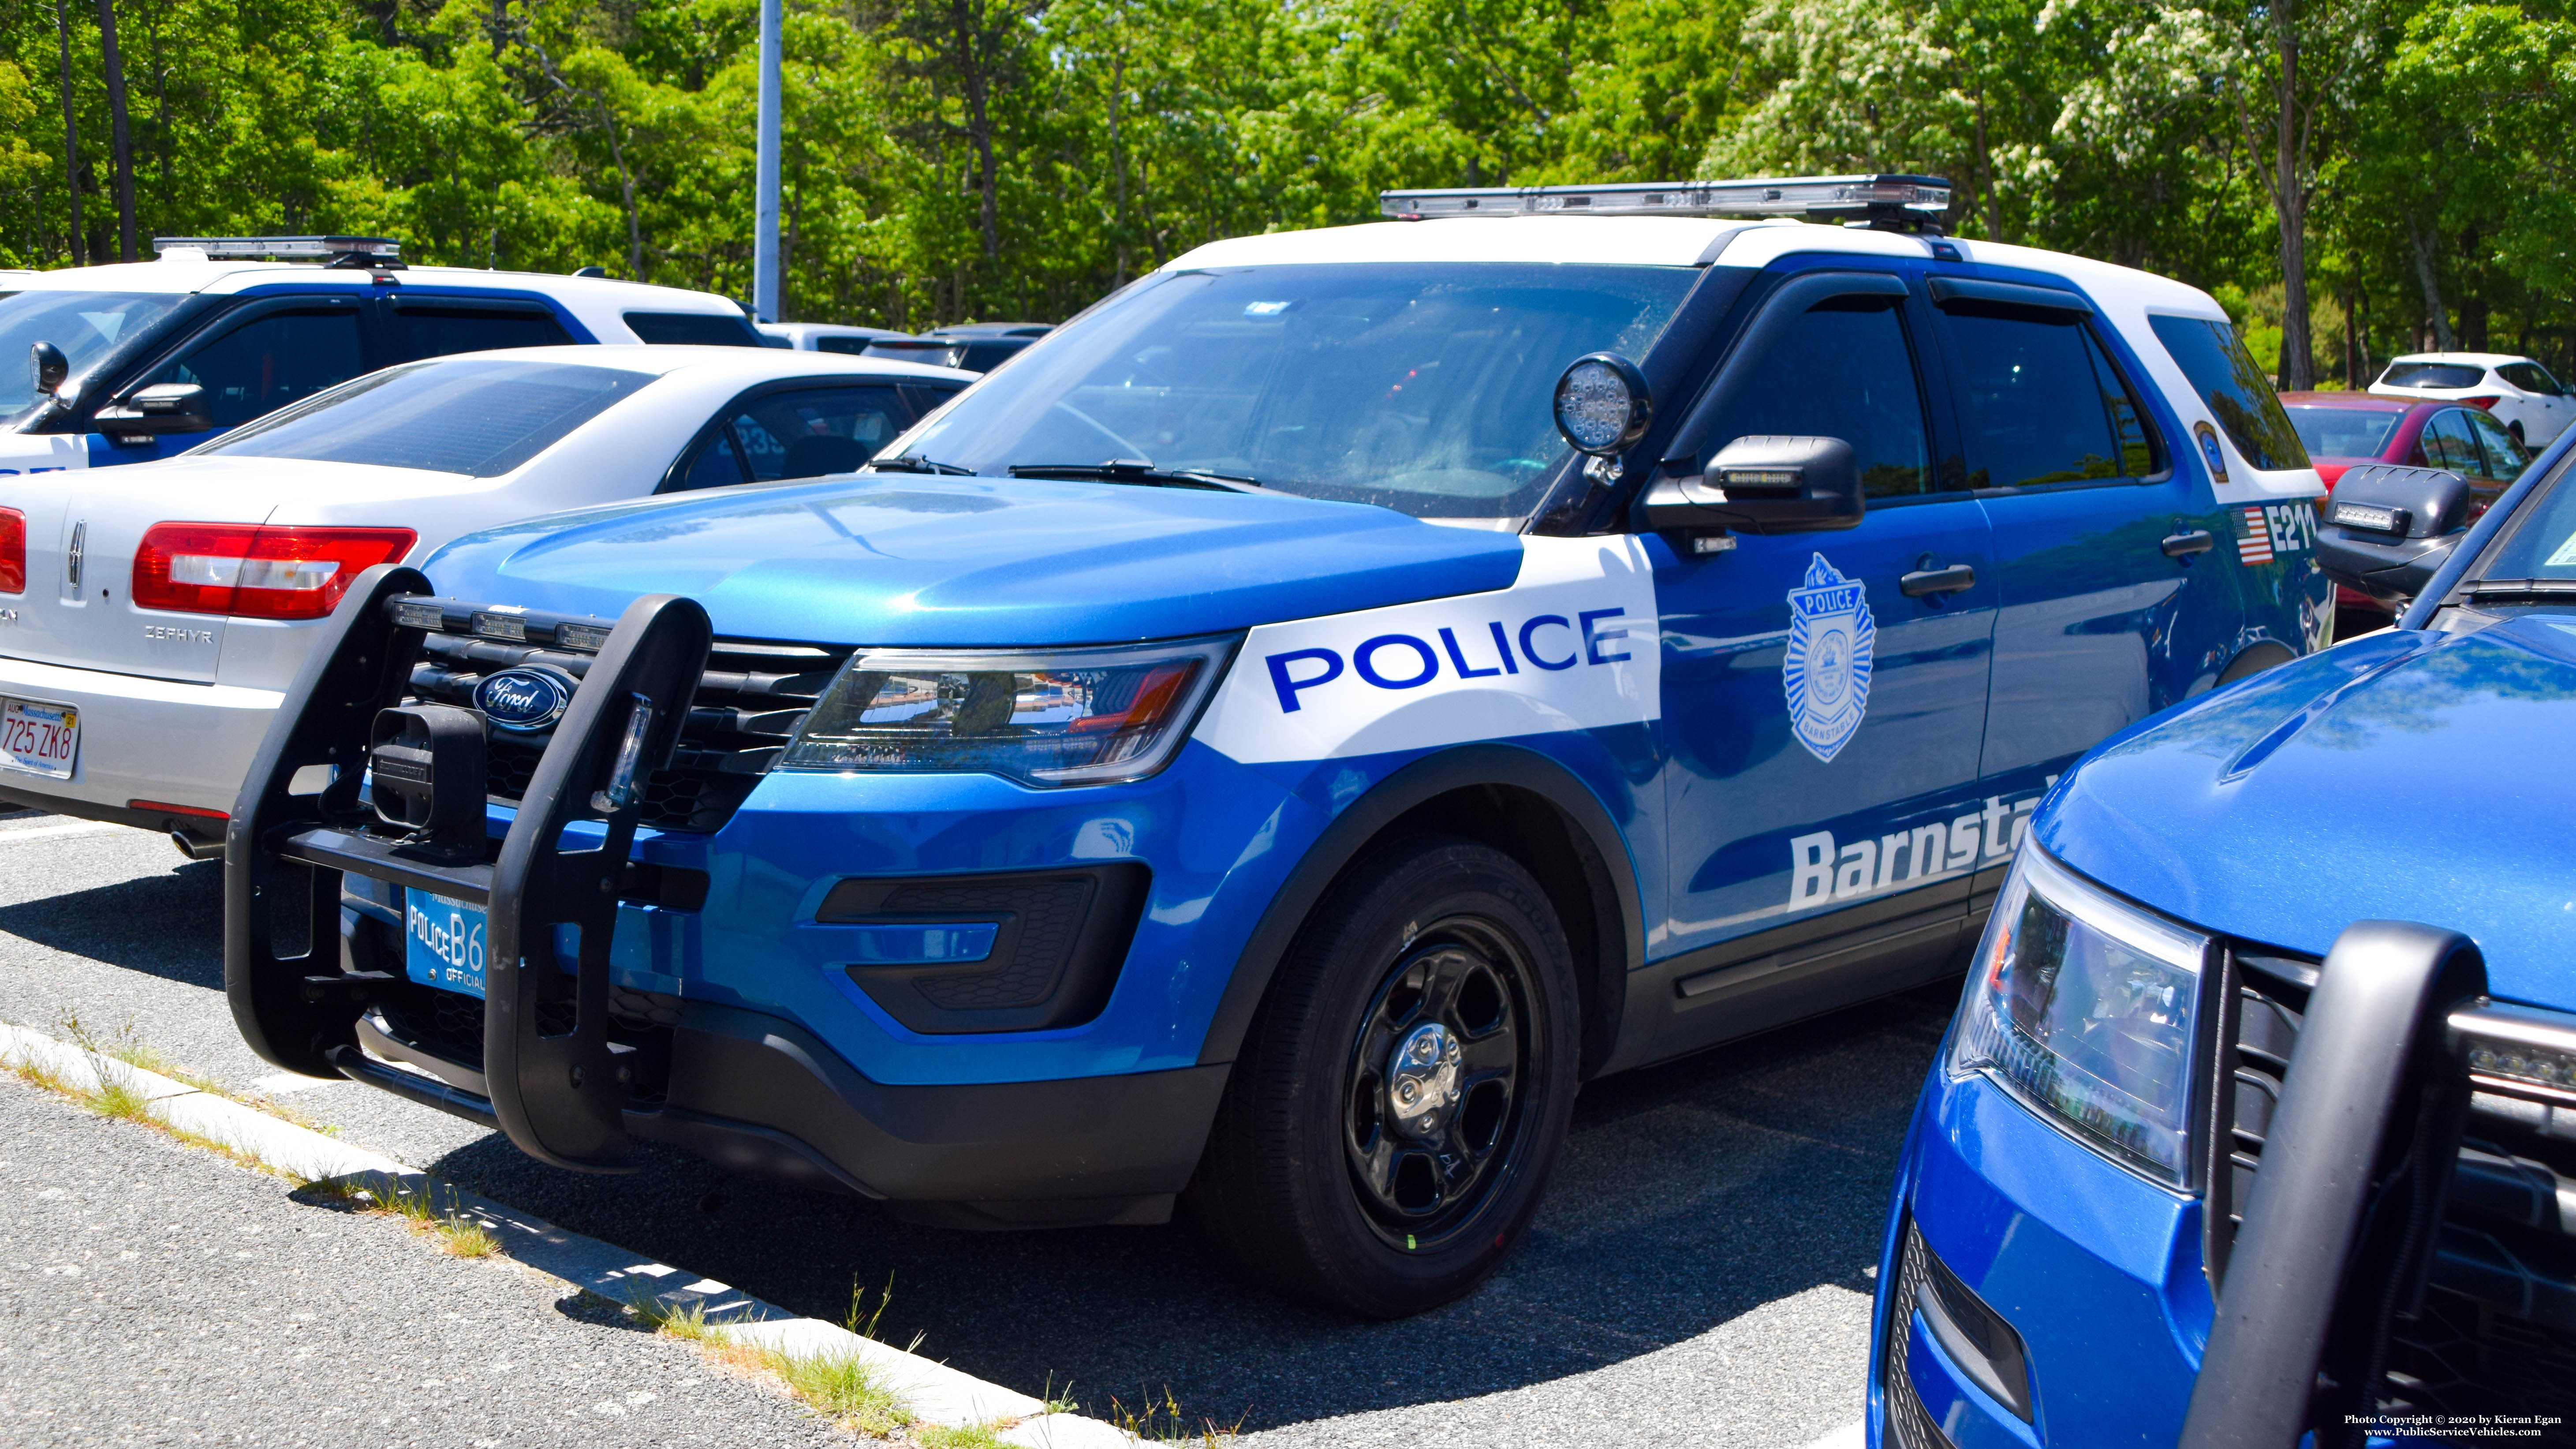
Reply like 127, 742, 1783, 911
753, 0, 782, 323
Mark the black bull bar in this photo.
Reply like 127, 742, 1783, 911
224, 564, 712, 1173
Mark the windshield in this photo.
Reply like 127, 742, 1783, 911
895, 262, 1699, 523
0, 290, 190, 419
2283, 404, 2404, 460
194, 358, 656, 477
2474, 459, 2576, 583
2380, 362, 2486, 390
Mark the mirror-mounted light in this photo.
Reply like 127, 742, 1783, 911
1553, 352, 1652, 457
1639, 433, 1866, 536
2326, 500, 2409, 537
29, 341, 67, 398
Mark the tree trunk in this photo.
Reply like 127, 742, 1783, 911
2408, 216, 2455, 351
94, 0, 135, 261
1975, 86, 2001, 242
53, 0, 84, 266
2457, 228, 2486, 351
2343, 283, 2360, 387
2271, 11, 2315, 389
950, 0, 1000, 262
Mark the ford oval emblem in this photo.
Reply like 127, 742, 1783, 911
473, 665, 576, 732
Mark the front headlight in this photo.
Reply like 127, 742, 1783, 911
780, 635, 1236, 787
1948, 846, 2211, 1187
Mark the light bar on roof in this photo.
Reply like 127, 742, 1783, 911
1378, 175, 1953, 223
150, 235, 401, 262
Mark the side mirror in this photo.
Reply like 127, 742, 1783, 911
1640, 434, 1866, 536
94, 381, 213, 438
2315, 463, 2473, 607
1553, 352, 1652, 456
28, 341, 67, 397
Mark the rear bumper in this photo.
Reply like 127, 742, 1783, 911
0, 652, 278, 825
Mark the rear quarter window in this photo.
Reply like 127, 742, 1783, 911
2146, 315, 2311, 473
624, 311, 764, 347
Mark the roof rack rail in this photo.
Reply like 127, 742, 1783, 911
1378, 175, 1953, 232
150, 235, 404, 265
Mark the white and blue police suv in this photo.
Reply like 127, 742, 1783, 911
227, 176, 2331, 1318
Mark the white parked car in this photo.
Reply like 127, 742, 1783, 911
0, 344, 972, 849
0, 235, 769, 478
756, 321, 911, 353
2369, 351, 2576, 447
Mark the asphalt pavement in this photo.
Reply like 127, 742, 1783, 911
0, 816, 1954, 1445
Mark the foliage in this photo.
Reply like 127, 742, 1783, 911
0, 0, 2570, 376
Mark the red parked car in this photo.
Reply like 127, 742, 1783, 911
2279, 391, 2529, 634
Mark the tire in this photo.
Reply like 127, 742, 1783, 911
2512, 419, 2527, 445
1188, 834, 1580, 1318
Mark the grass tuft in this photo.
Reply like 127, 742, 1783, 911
624, 1282, 737, 1344
915, 1422, 1012, 1449
1105, 1387, 1243, 1446
434, 1217, 500, 1258
347, 1173, 506, 1258
770, 1346, 909, 1435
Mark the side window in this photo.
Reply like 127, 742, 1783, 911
386, 303, 573, 362
1944, 309, 2150, 487
1698, 296, 1931, 497
145, 307, 365, 429
666, 386, 912, 493
624, 311, 763, 347
2465, 409, 2528, 483
815, 336, 874, 355
2416, 410, 2485, 477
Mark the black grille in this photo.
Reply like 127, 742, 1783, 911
373, 983, 685, 1070
405, 624, 849, 833
2208, 950, 2576, 1424
1882, 1222, 1961, 1449
878, 875, 1094, 1010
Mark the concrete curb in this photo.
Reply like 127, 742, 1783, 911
0, 1019, 1133, 1448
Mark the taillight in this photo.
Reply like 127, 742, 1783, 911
2465, 395, 2501, 409
0, 507, 23, 594
132, 523, 416, 620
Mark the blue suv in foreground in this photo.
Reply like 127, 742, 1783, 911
225, 175, 2330, 1318
1874, 431, 2576, 1439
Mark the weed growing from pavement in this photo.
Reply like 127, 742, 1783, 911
1105, 1387, 1244, 1446
342, 1172, 506, 1259
912, 1422, 1011, 1448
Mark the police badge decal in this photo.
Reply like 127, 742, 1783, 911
1783, 553, 1874, 763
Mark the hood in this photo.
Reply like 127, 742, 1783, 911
2035, 616, 2576, 1006
420, 474, 1527, 646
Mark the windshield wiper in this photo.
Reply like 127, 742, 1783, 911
864, 453, 972, 475
1006, 459, 1267, 493
2465, 577, 2576, 602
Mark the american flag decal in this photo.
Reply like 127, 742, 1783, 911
2236, 506, 2274, 566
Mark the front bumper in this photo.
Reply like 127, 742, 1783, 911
0, 652, 279, 830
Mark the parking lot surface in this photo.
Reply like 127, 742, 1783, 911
0, 817, 1952, 1443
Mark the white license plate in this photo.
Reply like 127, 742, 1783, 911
0, 697, 78, 779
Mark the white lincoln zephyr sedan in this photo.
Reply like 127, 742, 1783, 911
0, 344, 974, 850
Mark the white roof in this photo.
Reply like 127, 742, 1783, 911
0, 257, 746, 314
394, 343, 975, 384
2385, 351, 2529, 368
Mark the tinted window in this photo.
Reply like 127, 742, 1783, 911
2378, 362, 2485, 389
899, 262, 1698, 522
2283, 404, 2404, 459
2148, 315, 2311, 471
195, 359, 653, 476
2475, 465, 2576, 580
146, 307, 366, 429
1695, 297, 1930, 497
2417, 410, 2485, 477
623, 311, 763, 347
386, 303, 573, 361
1946, 311, 2153, 487
2465, 409, 2528, 483
0, 290, 188, 418
667, 386, 911, 493
815, 335, 875, 355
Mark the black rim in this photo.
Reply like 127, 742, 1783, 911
1341, 915, 1536, 1249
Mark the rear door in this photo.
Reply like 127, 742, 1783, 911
380, 295, 575, 362
660, 383, 937, 492
1932, 280, 2223, 812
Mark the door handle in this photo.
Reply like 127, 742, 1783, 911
2161, 529, 2216, 558
1899, 563, 1977, 597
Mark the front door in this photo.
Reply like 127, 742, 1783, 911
1653, 267, 1998, 1051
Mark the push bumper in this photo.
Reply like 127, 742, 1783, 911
225, 567, 1221, 1224
0, 652, 278, 834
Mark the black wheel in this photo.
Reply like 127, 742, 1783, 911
1188, 834, 1579, 1318
2512, 419, 2527, 445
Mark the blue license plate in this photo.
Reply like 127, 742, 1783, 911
404, 890, 489, 998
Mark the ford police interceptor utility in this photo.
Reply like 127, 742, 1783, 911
1869, 432, 2576, 1444
226, 176, 2330, 1318
0, 235, 762, 477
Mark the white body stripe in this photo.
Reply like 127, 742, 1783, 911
1192, 534, 1661, 766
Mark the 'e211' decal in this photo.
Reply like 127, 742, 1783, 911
1265, 610, 1632, 713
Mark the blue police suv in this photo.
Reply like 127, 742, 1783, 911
1870, 423, 2576, 1431
226, 176, 2330, 1318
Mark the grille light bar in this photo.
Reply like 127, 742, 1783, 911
1379, 174, 1953, 226
2453, 1002, 2576, 1104
151, 235, 401, 262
